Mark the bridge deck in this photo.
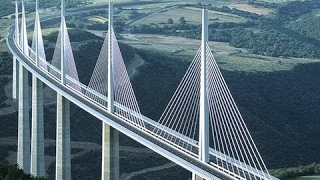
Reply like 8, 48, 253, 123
7, 19, 278, 179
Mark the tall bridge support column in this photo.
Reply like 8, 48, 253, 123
55, 94, 71, 180
12, 0, 19, 102
12, 57, 19, 102
55, 1, 71, 179
31, 76, 45, 177
30, 0, 45, 176
17, 63, 30, 173
17, 0, 30, 173
102, 123, 119, 180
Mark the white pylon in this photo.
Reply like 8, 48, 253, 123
199, 8, 209, 163
193, 8, 209, 180
60, 0, 66, 84
55, 0, 71, 179
31, 0, 45, 177
20, 0, 29, 56
102, 2, 119, 180
17, 0, 30, 174
108, 0, 114, 113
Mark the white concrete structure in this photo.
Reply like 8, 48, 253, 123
56, 94, 71, 180
17, 0, 30, 173
30, 0, 45, 177
12, 0, 19, 102
193, 8, 209, 180
55, 0, 71, 180
102, 2, 120, 180
7, 1, 276, 179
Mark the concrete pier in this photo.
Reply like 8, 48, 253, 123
192, 174, 205, 180
55, 1, 71, 179
12, 57, 19, 102
30, 0, 45, 176
13, 18, 19, 106
17, 63, 30, 173
17, 0, 30, 173
55, 94, 71, 180
12, 0, 19, 102
31, 76, 45, 177
102, 123, 119, 180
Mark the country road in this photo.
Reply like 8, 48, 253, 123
128, 54, 145, 78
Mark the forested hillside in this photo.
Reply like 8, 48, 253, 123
1, 0, 320, 179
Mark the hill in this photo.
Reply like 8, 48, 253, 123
1, 0, 320, 179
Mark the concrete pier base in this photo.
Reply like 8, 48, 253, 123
31, 75, 45, 177
102, 123, 119, 180
17, 63, 30, 173
55, 94, 71, 180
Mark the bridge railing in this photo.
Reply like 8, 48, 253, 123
113, 104, 271, 179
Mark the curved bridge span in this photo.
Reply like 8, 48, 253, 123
7, 26, 230, 180
6, 1, 278, 180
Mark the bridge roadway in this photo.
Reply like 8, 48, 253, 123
6, 25, 239, 179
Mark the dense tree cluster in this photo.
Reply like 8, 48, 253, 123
270, 163, 320, 179
0, 77, 9, 104
0, 161, 45, 180
180, 2, 262, 19
247, 0, 278, 8
0, 52, 11, 105
43, 28, 102, 43
0, 52, 13, 75
276, 0, 320, 22
285, 14, 320, 40
66, 12, 125, 32
132, 49, 188, 120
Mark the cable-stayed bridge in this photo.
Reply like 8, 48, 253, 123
6, 0, 279, 180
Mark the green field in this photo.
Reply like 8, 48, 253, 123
120, 32, 320, 73
131, 7, 247, 27
216, 53, 320, 72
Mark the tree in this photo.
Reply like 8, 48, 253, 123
0, 161, 45, 180
179, 17, 186, 25
315, 164, 320, 174
167, 18, 173, 24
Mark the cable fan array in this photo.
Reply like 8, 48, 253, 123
50, 18, 81, 92
154, 48, 201, 152
87, 28, 145, 129
30, 11, 47, 70
206, 43, 271, 179
154, 43, 271, 179
86, 32, 109, 105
